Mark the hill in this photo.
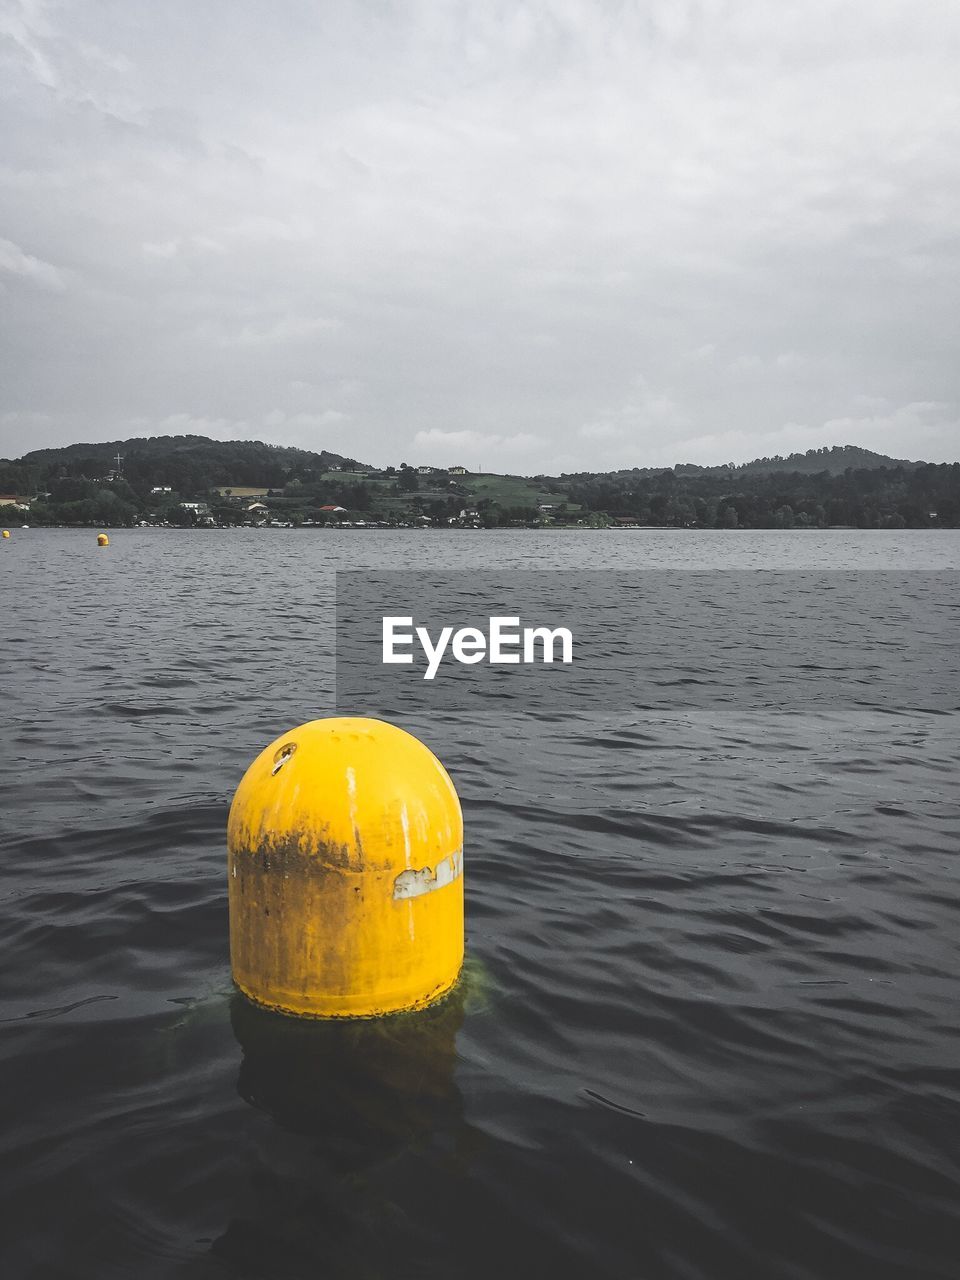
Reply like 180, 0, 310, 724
6, 434, 364, 492
729, 445, 920, 475
16, 433, 364, 469
667, 445, 920, 477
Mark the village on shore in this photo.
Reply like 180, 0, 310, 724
2, 460, 610, 530
138, 462, 602, 529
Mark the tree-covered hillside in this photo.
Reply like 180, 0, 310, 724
566, 461, 958, 528
0, 435, 364, 500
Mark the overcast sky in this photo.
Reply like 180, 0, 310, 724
1, 0, 959, 472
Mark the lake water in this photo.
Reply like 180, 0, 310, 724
2, 529, 959, 1279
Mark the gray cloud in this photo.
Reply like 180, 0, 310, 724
1, 0, 959, 469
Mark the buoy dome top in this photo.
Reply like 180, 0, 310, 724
227, 717, 462, 873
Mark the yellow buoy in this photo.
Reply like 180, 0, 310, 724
1, 529, 9, 538
228, 717, 464, 1018
97, 532, 109, 546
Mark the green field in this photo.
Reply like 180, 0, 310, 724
460, 472, 578, 510
314, 467, 580, 516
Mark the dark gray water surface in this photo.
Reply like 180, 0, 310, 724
2, 530, 960, 1280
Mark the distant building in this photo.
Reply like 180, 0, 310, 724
416, 465, 434, 475
150, 486, 172, 494
319, 504, 347, 514
0, 494, 29, 509
448, 465, 468, 475
245, 502, 269, 513
179, 501, 208, 512
214, 486, 270, 499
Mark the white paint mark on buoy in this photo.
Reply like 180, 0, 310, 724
393, 849, 463, 900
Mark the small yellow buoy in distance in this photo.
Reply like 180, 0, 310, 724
97, 532, 109, 546
228, 717, 464, 1018
1, 529, 9, 538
